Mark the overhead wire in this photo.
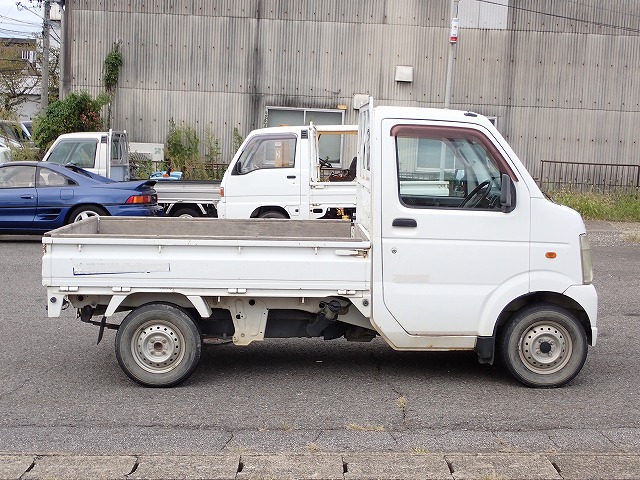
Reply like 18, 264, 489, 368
475, 0, 640, 34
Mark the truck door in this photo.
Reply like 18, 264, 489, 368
225, 133, 301, 218
379, 120, 531, 336
0, 164, 37, 230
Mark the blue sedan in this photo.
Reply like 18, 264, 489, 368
0, 161, 164, 234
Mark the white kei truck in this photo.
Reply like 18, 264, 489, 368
42, 101, 598, 389
41, 130, 131, 181
217, 124, 360, 220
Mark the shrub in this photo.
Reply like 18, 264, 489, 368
31, 91, 109, 151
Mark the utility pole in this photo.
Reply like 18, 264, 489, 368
444, 0, 459, 108
59, 1, 66, 99
40, 0, 51, 114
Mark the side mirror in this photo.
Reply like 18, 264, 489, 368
500, 173, 516, 212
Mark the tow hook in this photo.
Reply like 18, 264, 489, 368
306, 300, 343, 336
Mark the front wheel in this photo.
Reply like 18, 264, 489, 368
115, 303, 202, 387
499, 304, 587, 388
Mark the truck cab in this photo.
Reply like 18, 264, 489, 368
217, 124, 358, 219
42, 130, 130, 181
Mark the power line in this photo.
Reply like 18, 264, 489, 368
566, 0, 640, 20
0, 13, 41, 27
476, 0, 640, 34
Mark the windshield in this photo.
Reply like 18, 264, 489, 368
47, 139, 98, 168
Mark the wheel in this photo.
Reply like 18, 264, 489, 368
259, 210, 287, 219
69, 205, 108, 223
115, 303, 202, 387
499, 304, 587, 388
171, 207, 201, 218
459, 180, 491, 208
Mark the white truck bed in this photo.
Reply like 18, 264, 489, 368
42, 217, 371, 297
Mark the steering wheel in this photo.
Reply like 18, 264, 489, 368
459, 180, 491, 208
319, 158, 333, 168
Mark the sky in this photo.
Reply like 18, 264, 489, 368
0, 0, 43, 38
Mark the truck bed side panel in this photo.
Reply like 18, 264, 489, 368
43, 217, 371, 294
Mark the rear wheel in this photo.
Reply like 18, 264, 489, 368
259, 210, 287, 219
115, 303, 202, 387
69, 205, 108, 223
500, 304, 587, 388
171, 207, 201, 218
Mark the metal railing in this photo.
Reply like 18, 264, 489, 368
539, 160, 640, 194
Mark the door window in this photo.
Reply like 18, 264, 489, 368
0, 165, 36, 188
392, 125, 513, 210
36, 167, 74, 187
233, 135, 297, 175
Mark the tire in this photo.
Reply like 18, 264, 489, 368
171, 207, 201, 218
115, 303, 202, 387
259, 210, 287, 219
499, 304, 587, 388
69, 205, 108, 223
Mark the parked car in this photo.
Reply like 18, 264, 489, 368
0, 120, 31, 148
150, 170, 183, 180
0, 161, 164, 234
0, 142, 11, 164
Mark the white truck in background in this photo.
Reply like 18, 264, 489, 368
42, 130, 131, 181
217, 124, 360, 219
42, 100, 597, 389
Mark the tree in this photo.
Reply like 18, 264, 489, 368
0, 39, 60, 115
31, 91, 109, 150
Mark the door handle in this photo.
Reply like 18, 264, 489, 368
287, 175, 296, 179
392, 218, 417, 227
21, 195, 34, 199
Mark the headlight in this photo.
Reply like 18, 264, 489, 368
580, 233, 593, 284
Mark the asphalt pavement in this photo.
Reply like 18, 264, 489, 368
1, 220, 639, 479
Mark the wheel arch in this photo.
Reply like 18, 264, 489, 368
64, 203, 110, 224
165, 203, 209, 217
250, 206, 290, 218
475, 287, 595, 365
494, 291, 593, 345
107, 292, 212, 318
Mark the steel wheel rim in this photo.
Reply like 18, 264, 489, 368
518, 321, 572, 375
131, 320, 186, 374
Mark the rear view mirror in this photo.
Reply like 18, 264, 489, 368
500, 173, 516, 212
